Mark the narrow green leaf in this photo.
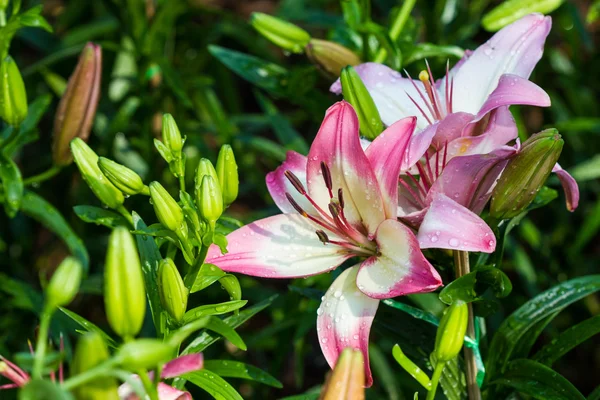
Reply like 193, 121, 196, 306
73, 205, 129, 228
20, 191, 89, 271
439, 266, 512, 305
205, 316, 247, 351
219, 274, 242, 302
203, 360, 282, 388
534, 315, 600, 366
191, 263, 226, 293
491, 359, 585, 400
183, 300, 248, 323
183, 370, 243, 400
482, 0, 565, 32
19, 379, 73, 400
59, 307, 116, 348
0, 154, 23, 217
3, 94, 52, 156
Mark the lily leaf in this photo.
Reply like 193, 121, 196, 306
482, 0, 565, 32
439, 266, 512, 305
183, 370, 243, 400
0, 154, 23, 218
183, 300, 248, 323
73, 205, 129, 228
191, 263, 226, 293
59, 307, 117, 348
203, 360, 282, 388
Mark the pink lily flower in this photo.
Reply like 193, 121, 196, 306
331, 13, 579, 213
119, 353, 203, 400
206, 101, 496, 385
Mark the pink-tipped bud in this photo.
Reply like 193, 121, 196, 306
320, 348, 365, 400
52, 43, 102, 166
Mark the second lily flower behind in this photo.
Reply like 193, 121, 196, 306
206, 101, 496, 386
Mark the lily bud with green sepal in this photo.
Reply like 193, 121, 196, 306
105, 227, 146, 339
162, 113, 183, 155
340, 66, 383, 140
306, 39, 361, 76
71, 138, 124, 209
98, 157, 149, 196
149, 181, 184, 232
250, 12, 311, 54
433, 302, 468, 363
71, 333, 119, 400
319, 348, 365, 400
52, 43, 101, 166
116, 339, 174, 370
46, 256, 82, 310
215, 145, 239, 206
158, 258, 189, 323
197, 175, 223, 229
195, 158, 218, 187
0, 55, 28, 127
490, 129, 564, 219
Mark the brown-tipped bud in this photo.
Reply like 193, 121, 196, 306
284, 170, 306, 195
316, 230, 329, 244
306, 39, 361, 77
320, 348, 365, 400
285, 192, 306, 216
320, 161, 333, 192
52, 43, 102, 166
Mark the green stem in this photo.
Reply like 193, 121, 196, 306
138, 369, 159, 400
373, 0, 417, 63
454, 250, 481, 400
32, 306, 54, 378
116, 205, 134, 227
61, 359, 118, 390
178, 175, 186, 192
0, 10, 6, 27
426, 361, 445, 400
23, 165, 63, 186
184, 244, 209, 290
0, 126, 20, 153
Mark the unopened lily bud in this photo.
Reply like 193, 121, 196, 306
116, 339, 174, 370
490, 129, 564, 219
71, 333, 119, 400
71, 138, 124, 209
52, 43, 101, 166
162, 113, 183, 155
0, 0, 8, 11
306, 39, 361, 76
215, 145, 239, 206
195, 158, 218, 187
250, 12, 311, 54
158, 258, 189, 323
320, 348, 365, 400
434, 302, 468, 363
340, 66, 383, 140
149, 181, 184, 232
98, 157, 148, 196
105, 227, 146, 339
0, 55, 28, 127
46, 256, 82, 309
197, 175, 223, 227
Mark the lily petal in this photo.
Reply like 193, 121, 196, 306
418, 194, 496, 253
306, 101, 385, 236
430, 112, 475, 150
365, 117, 416, 218
474, 74, 550, 121
402, 122, 439, 171
553, 163, 579, 211
428, 147, 516, 214
161, 354, 203, 379
356, 219, 442, 299
266, 151, 314, 215
450, 13, 551, 114
157, 383, 192, 400
317, 266, 379, 387
330, 63, 432, 129
206, 214, 351, 278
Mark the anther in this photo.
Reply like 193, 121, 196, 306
315, 230, 329, 244
328, 202, 340, 219
285, 192, 307, 216
337, 188, 345, 209
320, 161, 333, 198
284, 170, 306, 195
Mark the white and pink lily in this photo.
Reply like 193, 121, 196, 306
119, 353, 203, 400
205, 101, 496, 385
331, 13, 579, 214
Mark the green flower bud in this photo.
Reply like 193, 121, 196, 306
105, 226, 146, 339
71, 333, 119, 400
0, 55, 28, 127
162, 113, 183, 155
340, 66, 383, 140
46, 256, 82, 309
197, 175, 223, 227
306, 39, 361, 77
250, 12, 311, 54
0, 0, 8, 11
195, 158, 218, 188
71, 138, 124, 209
116, 339, 174, 370
52, 43, 102, 166
215, 145, 239, 206
434, 302, 468, 363
490, 129, 564, 219
98, 157, 148, 196
320, 348, 365, 400
158, 258, 189, 323
149, 181, 184, 232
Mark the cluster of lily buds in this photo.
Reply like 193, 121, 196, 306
251, 12, 360, 76
0, 55, 28, 127
155, 114, 186, 179
53, 42, 102, 166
